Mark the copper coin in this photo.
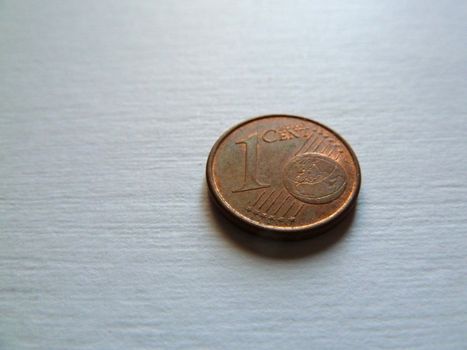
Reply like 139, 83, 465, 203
206, 115, 361, 239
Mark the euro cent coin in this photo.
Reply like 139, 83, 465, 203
206, 115, 361, 240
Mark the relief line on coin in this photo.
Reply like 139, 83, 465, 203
273, 195, 291, 215
295, 133, 314, 155
309, 138, 323, 153
251, 190, 267, 207
264, 191, 283, 213
282, 201, 296, 217
258, 190, 276, 210
305, 132, 324, 153
292, 204, 304, 218
304, 133, 321, 154
322, 142, 333, 156
327, 144, 336, 159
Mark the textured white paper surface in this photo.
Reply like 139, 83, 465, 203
1, 1, 466, 349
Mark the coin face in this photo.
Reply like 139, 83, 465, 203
206, 115, 361, 239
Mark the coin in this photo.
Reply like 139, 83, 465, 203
206, 115, 361, 240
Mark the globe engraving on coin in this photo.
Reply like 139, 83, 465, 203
283, 153, 347, 204
206, 115, 361, 239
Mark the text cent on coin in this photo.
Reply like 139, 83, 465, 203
206, 115, 361, 239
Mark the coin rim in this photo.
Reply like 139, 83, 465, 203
206, 114, 361, 238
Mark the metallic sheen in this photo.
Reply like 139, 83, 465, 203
206, 115, 361, 239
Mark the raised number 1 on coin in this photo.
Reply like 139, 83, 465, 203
233, 132, 270, 192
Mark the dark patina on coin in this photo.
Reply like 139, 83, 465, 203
206, 115, 361, 240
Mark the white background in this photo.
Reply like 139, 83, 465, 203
1, 1, 466, 349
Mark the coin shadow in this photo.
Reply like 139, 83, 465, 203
203, 183, 356, 260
